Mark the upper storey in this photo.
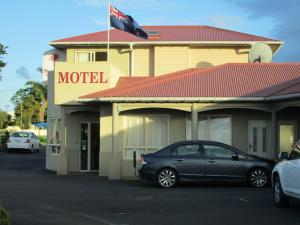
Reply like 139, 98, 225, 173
50, 26, 283, 77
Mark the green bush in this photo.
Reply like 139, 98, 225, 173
0, 130, 10, 151
38, 135, 47, 144
0, 203, 11, 225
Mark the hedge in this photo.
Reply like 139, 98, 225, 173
0, 203, 11, 225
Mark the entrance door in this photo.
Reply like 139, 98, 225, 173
248, 120, 270, 158
80, 123, 99, 171
279, 122, 296, 152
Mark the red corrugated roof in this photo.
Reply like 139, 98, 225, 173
51, 26, 279, 43
80, 63, 300, 99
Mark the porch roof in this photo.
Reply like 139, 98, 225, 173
80, 63, 300, 102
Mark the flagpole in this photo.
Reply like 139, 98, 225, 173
107, 1, 111, 62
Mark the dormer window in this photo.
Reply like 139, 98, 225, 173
75, 51, 107, 62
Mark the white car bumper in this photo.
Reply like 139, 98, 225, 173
7, 143, 32, 150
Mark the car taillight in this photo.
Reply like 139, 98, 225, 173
25, 139, 31, 143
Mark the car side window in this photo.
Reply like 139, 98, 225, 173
289, 143, 300, 160
172, 144, 201, 156
203, 144, 233, 158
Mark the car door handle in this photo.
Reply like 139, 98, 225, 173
175, 159, 185, 162
206, 160, 216, 163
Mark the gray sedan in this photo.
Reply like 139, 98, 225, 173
139, 141, 274, 188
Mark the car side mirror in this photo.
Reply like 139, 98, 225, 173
232, 153, 239, 161
278, 152, 289, 160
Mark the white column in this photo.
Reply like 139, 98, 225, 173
108, 103, 121, 180
191, 103, 198, 140
271, 108, 277, 159
57, 106, 68, 175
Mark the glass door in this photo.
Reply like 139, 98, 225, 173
248, 120, 270, 158
279, 122, 296, 152
80, 123, 100, 171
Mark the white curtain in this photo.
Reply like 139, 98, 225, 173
147, 116, 168, 147
124, 116, 145, 147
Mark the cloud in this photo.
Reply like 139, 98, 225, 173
231, 0, 300, 62
16, 66, 30, 79
207, 15, 241, 29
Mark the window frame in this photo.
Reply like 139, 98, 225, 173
48, 117, 61, 156
171, 143, 203, 157
202, 143, 235, 159
74, 50, 108, 62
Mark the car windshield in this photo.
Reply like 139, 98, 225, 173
12, 132, 29, 138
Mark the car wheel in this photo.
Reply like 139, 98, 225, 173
273, 175, 289, 207
248, 168, 268, 188
157, 168, 177, 188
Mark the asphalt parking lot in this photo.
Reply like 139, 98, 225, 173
0, 150, 299, 225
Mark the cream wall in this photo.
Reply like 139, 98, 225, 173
133, 47, 154, 76
154, 46, 189, 75
188, 46, 249, 68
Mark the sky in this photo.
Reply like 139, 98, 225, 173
0, 0, 299, 112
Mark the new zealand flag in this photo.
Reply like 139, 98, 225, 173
110, 5, 148, 39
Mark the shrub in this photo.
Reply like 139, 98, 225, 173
38, 135, 47, 144
0, 203, 11, 225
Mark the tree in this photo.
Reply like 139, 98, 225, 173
0, 111, 9, 129
0, 43, 8, 81
11, 80, 47, 129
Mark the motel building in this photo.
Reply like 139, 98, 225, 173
44, 25, 300, 180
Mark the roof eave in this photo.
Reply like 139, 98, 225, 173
49, 40, 283, 48
78, 93, 300, 103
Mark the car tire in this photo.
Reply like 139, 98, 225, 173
157, 168, 178, 188
273, 175, 290, 208
248, 168, 269, 188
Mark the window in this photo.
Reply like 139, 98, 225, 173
290, 143, 300, 160
186, 116, 231, 145
12, 132, 29, 138
75, 51, 107, 62
203, 144, 233, 158
49, 118, 61, 155
173, 144, 201, 156
123, 115, 168, 159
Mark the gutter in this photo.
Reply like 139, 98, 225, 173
49, 41, 282, 47
78, 93, 300, 103
78, 96, 266, 103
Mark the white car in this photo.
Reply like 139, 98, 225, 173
7, 131, 40, 153
272, 141, 300, 207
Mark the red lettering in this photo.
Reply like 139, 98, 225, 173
80, 72, 89, 83
58, 72, 69, 83
99, 72, 108, 83
70, 72, 80, 83
90, 72, 99, 83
